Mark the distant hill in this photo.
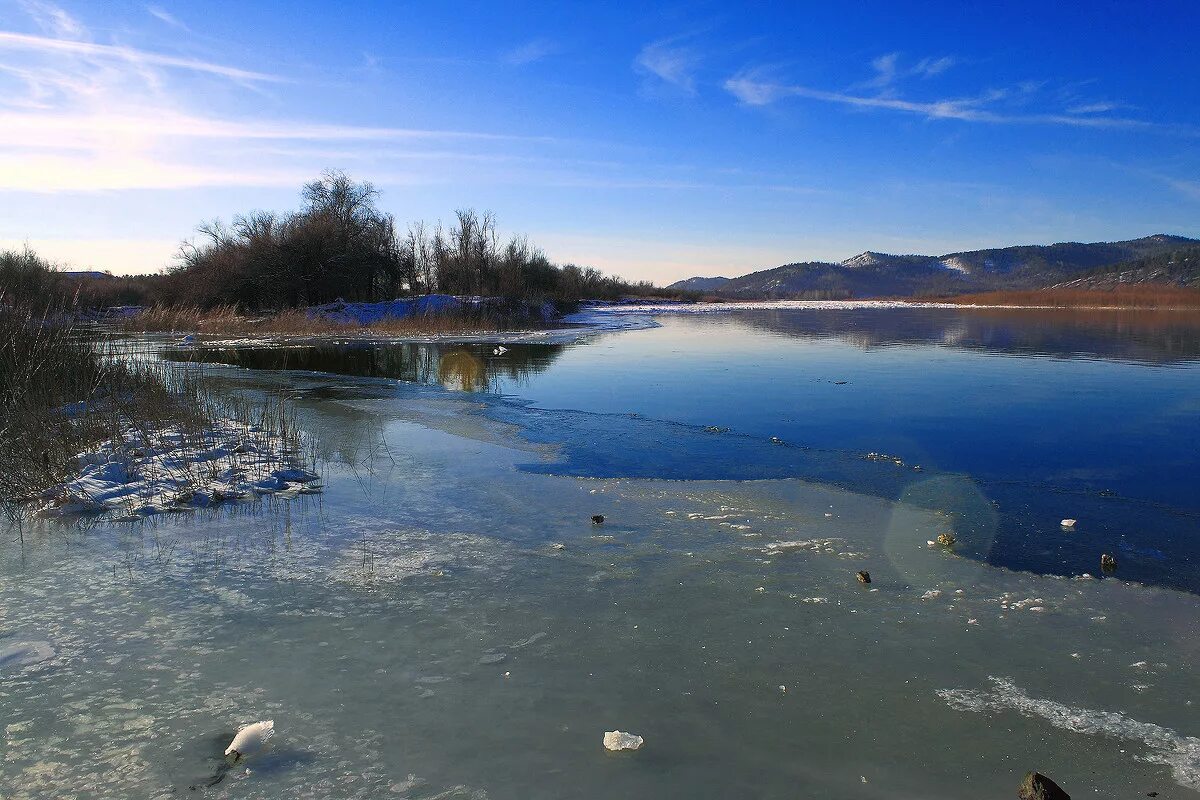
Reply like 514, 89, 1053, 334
672, 234, 1198, 299
1048, 244, 1200, 289
668, 276, 732, 292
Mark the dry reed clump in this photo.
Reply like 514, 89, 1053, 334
0, 306, 313, 520
115, 306, 523, 336
939, 286, 1200, 309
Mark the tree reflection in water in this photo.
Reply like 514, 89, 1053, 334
164, 341, 566, 392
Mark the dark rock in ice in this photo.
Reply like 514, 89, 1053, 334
856, 571, 871, 584
1100, 553, 1117, 571
591, 515, 605, 525
1018, 771, 1070, 800
936, 532, 957, 546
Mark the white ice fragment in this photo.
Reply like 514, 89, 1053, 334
225, 720, 274, 760
603, 730, 643, 751
1061, 519, 1077, 529
920, 590, 942, 600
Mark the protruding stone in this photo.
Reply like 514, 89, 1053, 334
1100, 553, 1117, 571
603, 730, 643, 751
591, 515, 605, 525
856, 571, 871, 584
936, 532, 957, 546
1017, 771, 1070, 800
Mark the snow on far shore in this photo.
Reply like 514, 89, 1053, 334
38, 419, 318, 519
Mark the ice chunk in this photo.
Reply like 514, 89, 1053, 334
603, 730, 643, 751
225, 720, 274, 760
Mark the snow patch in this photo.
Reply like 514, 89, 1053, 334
37, 419, 317, 518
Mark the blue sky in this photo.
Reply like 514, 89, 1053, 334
1, 0, 1198, 282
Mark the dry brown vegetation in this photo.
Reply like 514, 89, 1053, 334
931, 286, 1200, 309
113, 306, 519, 336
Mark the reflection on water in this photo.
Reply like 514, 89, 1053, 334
164, 341, 565, 392
734, 306, 1200, 364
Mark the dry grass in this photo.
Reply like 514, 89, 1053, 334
115, 306, 523, 336
0, 307, 311, 519
934, 286, 1200, 309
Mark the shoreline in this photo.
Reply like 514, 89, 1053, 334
115, 298, 1200, 351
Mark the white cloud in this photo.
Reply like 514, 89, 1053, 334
724, 71, 1164, 131
1067, 101, 1119, 114
18, 0, 84, 38
0, 32, 282, 83
862, 52, 899, 89
913, 56, 955, 78
634, 35, 699, 94
502, 38, 557, 66
0, 3, 573, 193
146, 5, 188, 30
858, 52, 955, 90
723, 71, 785, 107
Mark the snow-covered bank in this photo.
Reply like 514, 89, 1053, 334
38, 418, 318, 519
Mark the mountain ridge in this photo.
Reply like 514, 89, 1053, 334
667, 234, 1199, 299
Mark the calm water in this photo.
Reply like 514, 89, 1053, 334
3, 306, 1200, 799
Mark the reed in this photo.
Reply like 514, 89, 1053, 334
936, 286, 1200, 309
0, 306, 312, 519
113, 305, 523, 336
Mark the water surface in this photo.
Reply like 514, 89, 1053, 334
3, 305, 1199, 799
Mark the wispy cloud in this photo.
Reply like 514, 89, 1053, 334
913, 56, 955, 78
145, 5, 188, 31
857, 52, 955, 90
0, 5, 567, 192
0, 32, 282, 83
861, 52, 899, 90
724, 70, 1169, 132
18, 0, 84, 38
1164, 177, 1200, 200
502, 38, 558, 66
1067, 101, 1120, 114
634, 35, 700, 95
0, 109, 559, 146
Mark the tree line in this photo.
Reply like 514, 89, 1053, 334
1, 172, 677, 313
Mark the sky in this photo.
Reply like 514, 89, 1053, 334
1, 0, 1198, 283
